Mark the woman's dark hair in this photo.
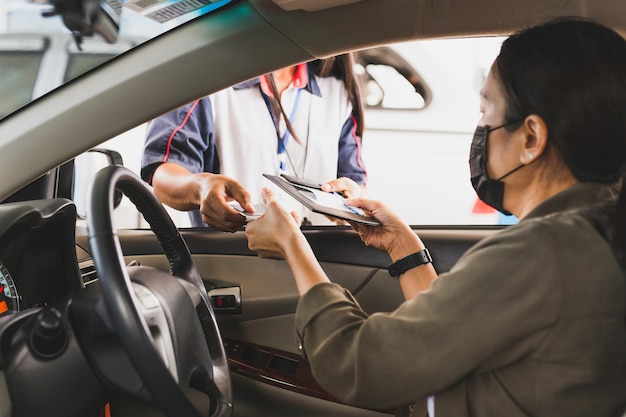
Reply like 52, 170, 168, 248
493, 17, 626, 266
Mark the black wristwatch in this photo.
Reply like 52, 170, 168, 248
388, 249, 432, 277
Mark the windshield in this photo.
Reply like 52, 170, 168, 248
0, 0, 233, 119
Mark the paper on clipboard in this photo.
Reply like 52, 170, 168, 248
263, 174, 381, 226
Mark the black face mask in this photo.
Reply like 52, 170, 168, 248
469, 120, 525, 216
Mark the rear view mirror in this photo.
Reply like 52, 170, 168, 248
74, 148, 123, 219
42, 0, 120, 49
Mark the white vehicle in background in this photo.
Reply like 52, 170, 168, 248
0, 2, 506, 227
355, 37, 506, 225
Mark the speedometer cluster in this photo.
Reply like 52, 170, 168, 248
0, 199, 83, 319
0, 261, 19, 316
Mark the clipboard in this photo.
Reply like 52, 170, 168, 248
263, 174, 381, 226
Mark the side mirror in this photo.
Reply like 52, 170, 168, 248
74, 148, 123, 219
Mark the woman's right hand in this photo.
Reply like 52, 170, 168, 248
346, 198, 422, 262
247, 188, 333, 296
245, 187, 301, 260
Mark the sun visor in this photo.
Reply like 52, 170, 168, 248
272, 0, 363, 12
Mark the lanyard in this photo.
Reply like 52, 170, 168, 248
274, 88, 303, 172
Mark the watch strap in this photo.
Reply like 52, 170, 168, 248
388, 249, 432, 277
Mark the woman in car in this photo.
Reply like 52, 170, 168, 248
245, 18, 626, 416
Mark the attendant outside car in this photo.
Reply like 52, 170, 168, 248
245, 18, 626, 416
141, 54, 367, 231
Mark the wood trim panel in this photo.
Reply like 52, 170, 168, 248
224, 338, 394, 414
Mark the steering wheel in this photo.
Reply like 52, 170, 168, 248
86, 165, 232, 417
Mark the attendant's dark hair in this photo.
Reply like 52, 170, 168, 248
493, 17, 626, 267
312, 53, 365, 138
266, 53, 365, 147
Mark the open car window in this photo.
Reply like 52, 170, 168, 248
94, 36, 510, 229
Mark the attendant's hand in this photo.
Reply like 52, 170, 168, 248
245, 188, 300, 259
152, 163, 255, 232
198, 174, 254, 232
346, 198, 421, 261
320, 177, 365, 224
321, 177, 364, 199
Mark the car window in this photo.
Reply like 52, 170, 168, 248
64, 53, 117, 82
94, 36, 513, 229
350, 37, 515, 227
0, 36, 45, 118
355, 45, 429, 109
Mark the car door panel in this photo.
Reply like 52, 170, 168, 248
77, 226, 498, 416
231, 372, 392, 417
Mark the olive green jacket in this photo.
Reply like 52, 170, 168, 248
295, 182, 626, 417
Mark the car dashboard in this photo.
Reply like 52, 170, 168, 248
0, 199, 85, 319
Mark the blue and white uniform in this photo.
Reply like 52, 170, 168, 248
142, 62, 367, 227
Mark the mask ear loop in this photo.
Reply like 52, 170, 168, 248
487, 117, 526, 133
496, 163, 526, 181
487, 117, 528, 181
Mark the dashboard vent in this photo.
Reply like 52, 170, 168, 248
80, 263, 98, 285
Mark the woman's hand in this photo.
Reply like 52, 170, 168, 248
245, 188, 301, 259
347, 198, 422, 262
246, 188, 332, 295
